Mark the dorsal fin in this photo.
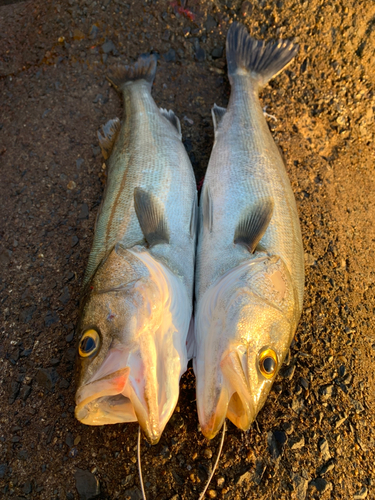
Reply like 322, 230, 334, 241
97, 118, 121, 160
211, 104, 226, 133
202, 186, 213, 233
234, 199, 274, 253
134, 188, 169, 247
159, 108, 182, 138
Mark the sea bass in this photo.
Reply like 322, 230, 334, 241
194, 23, 304, 439
75, 56, 197, 444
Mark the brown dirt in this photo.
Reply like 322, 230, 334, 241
0, 0, 374, 499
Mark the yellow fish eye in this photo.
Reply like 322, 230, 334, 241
79, 329, 100, 358
259, 348, 278, 379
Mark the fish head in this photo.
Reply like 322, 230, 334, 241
75, 244, 189, 444
195, 255, 298, 439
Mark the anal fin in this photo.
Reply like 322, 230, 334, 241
98, 118, 121, 160
134, 188, 169, 247
234, 199, 274, 253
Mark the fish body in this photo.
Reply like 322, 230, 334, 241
75, 56, 197, 444
194, 23, 304, 439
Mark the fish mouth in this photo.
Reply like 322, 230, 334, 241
197, 348, 263, 440
75, 348, 174, 445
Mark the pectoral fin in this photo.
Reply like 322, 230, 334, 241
134, 188, 169, 247
234, 199, 274, 253
97, 118, 121, 160
211, 104, 226, 133
202, 186, 213, 233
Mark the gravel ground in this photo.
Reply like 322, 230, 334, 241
0, 0, 375, 499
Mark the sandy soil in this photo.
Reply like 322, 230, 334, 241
0, 0, 374, 499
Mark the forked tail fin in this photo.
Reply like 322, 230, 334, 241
107, 54, 157, 91
226, 22, 298, 87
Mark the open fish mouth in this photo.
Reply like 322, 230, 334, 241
75, 366, 136, 426
75, 346, 181, 445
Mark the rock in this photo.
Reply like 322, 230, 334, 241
75, 469, 100, 500
281, 364, 295, 380
253, 461, 266, 485
19, 305, 37, 323
236, 471, 251, 485
195, 46, 206, 62
211, 46, 223, 59
0, 463, 7, 479
59, 378, 70, 389
22, 480, 32, 494
318, 459, 335, 476
66, 331, 74, 342
162, 29, 170, 41
309, 478, 332, 493
300, 377, 309, 390
205, 15, 217, 32
318, 438, 331, 461
203, 448, 212, 459
163, 49, 176, 62
71, 235, 79, 247
304, 252, 316, 266
283, 422, 294, 435
35, 368, 59, 391
101, 40, 118, 56
0, 247, 12, 266
9, 381, 20, 404
44, 310, 59, 327
335, 416, 347, 428
320, 384, 334, 400
351, 399, 365, 413
291, 473, 308, 500
267, 430, 282, 459
78, 203, 89, 219
290, 436, 305, 450
59, 286, 70, 305
123, 487, 143, 500
19, 385, 32, 401
354, 486, 368, 499
66, 432, 74, 448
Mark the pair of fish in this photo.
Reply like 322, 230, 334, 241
74, 23, 304, 445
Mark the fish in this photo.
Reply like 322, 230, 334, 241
194, 23, 305, 439
74, 55, 197, 445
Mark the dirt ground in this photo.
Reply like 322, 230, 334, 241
0, 0, 375, 499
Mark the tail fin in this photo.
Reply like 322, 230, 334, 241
107, 54, 157, 91
226, 22, 298, 87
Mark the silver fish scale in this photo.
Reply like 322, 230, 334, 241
196, 76, 304, 313
84, 82, 196, 296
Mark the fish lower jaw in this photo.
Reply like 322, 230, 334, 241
199, 390, 256, 439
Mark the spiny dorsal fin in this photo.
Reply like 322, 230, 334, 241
189, 192, 198, 238
211, 104, 226, 133
134, 188, 169, 247
97, 118, 121, 160
202, 186, 213, 233
159, 108, 182, 138
234, 199, 274, 253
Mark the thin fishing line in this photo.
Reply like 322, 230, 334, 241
137, 425, 147, 500
198, 420, 226, 500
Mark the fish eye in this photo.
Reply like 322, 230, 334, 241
79, 329, 100, 358
258, 348, 278, 379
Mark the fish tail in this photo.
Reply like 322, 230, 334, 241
107, 54, 157, 91
226, 22, 298, 87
